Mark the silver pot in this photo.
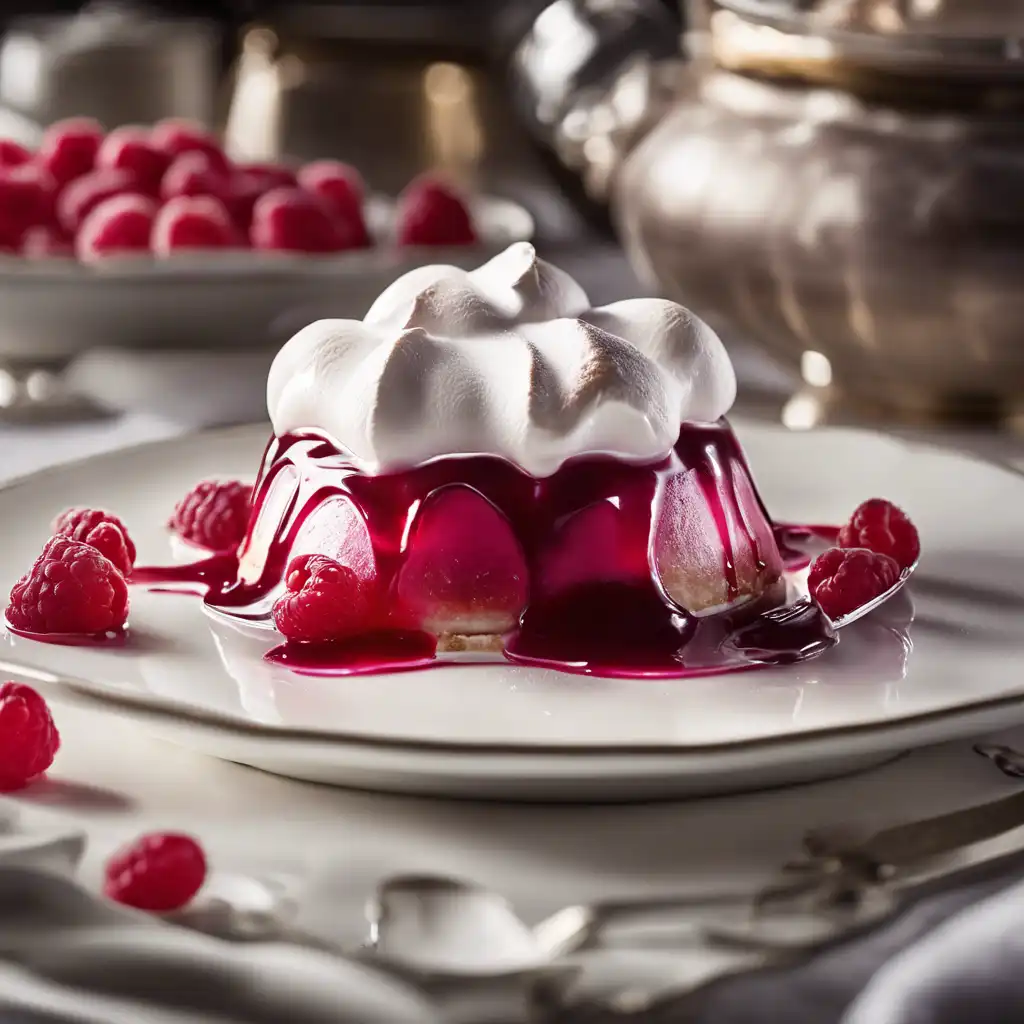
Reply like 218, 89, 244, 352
0, 1, 219, 130
614, 1, 1024, 420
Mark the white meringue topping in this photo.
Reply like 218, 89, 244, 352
267, 242, 737, 476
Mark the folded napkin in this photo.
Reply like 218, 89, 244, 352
0, 869, 439, 1024
844, 870, 1024, 1024
613, 849, 1024, 1024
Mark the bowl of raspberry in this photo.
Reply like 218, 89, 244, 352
0, 117, 533, 361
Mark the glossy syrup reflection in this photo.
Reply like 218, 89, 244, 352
199, 587, 915, 737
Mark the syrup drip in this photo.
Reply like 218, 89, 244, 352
219, 424, 776, 612
132, 553, 239, 593
503, 587, 835, 679
775, 524, 840, 571
118, 425, 845, 679
266, 630, 438, 675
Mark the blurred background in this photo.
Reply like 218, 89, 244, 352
0, 0, 1021, 468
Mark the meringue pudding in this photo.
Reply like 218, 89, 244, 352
214, 242, 784, 656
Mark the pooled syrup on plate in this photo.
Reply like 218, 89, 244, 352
266, 630, 439, 676
130, 424, 840, 678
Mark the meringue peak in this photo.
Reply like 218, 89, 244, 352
269, 244, 736, 475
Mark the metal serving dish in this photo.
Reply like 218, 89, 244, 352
613, 0, 1024, 420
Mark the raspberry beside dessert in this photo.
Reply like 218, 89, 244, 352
7, 536, 129, 634
396, 175, 477, 246
0, 682, 60, 792
273, 553, 375, 643
838, 498, 920, 572
104, 832, 207, 912
53, 507, 136, 576
169, 479, 251, 552
808, 546, 900, 621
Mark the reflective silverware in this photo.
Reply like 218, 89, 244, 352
358, 781, 1024, 1018
0, 2, 219, 128
975, 743, 1024, 779
505, 0, 682, 204
831, 559, 918, 630
614, 1, 1024, 422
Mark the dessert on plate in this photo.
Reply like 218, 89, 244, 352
5, 242, 920, 678
208, 241, 794, 668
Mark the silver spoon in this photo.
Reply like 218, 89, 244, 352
362, 874, 863, 971
359, 873, 893, 1023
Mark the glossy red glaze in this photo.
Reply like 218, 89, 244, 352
131, 423, 830, 677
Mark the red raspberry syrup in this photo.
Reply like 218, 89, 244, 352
132, 422, 843, 679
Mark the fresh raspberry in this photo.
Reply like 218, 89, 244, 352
808, 546, 900, 621
160, 151, 233, 204
37, 117, 103, 186
52, 507, 136, 576
150, 119, 230, 175
396, 175, 477, 247
169, 479, 251, 552
299, 160, 364, 204
96, 126, 171, 195
104, 832, 207, 912
250, 188, 360, 253
76, 194, 156, 262
298, 160, 370, 247
0, 163, 56, 247
273, 553, 374, 643
7, 536, 129, 635
0, 140, 31, 168
152, 196, 238, 255
20, 224, 74, 259
226, 164, 299, 232
837, 498, 921, 571
57, 167, 138, 234
0, 683, 60, 792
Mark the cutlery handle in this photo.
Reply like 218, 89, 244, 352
683, 0, 712, 33
682, 0, 714, 60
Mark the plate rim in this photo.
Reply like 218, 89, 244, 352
1, 419, 1022, 758
7, 653, 1024, 761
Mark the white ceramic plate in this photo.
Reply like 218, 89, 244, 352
1, 421, 1022, 801
0, 195, 533, 361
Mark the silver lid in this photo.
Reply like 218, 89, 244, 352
712, 0, 1024, 78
